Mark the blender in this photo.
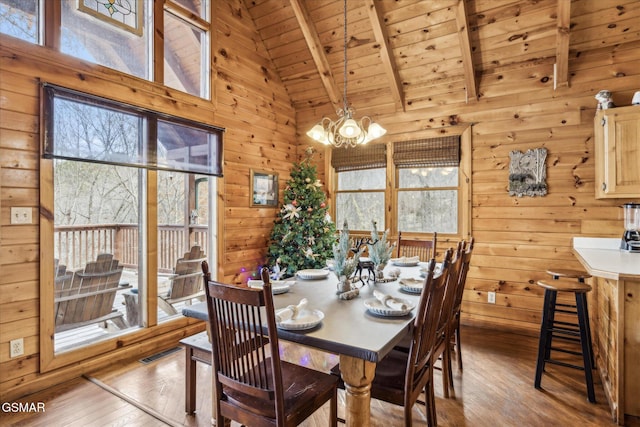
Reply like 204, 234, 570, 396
621, 202, 640, 252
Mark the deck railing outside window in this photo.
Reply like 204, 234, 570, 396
54, 224, 208, 272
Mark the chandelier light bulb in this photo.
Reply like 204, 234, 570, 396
367, 122, 386, 138
339, 118, 361, 138
306, 123, 326, 142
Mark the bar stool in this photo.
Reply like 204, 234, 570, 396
545, 268, 594, 367
534, 274, 595, 403
545, 268, 591, 282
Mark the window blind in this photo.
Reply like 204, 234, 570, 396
393, 136, 460, 168
331, 144, 386, 172
42, 83, 224, 177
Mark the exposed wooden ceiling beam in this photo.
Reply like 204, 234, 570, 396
288, 0, 342, 111
364, 0, 405, 112
455, 0, 477, 102
554, 0, 571, 89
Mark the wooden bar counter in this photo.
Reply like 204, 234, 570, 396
572, 237, 640, 425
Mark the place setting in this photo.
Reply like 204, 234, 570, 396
295, 269, 330, 280
389, 255, 421, 267
419, 262, 443, 278
247, 278, 293, 295
274, 298, 324, 331
364, 289, 415, 317
398, 277, 425, 294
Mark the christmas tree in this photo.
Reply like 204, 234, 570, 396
267, 148, 336, 278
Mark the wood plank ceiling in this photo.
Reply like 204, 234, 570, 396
241, 0, 629, 134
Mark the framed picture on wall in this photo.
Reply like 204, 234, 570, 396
250, 170, 278, 207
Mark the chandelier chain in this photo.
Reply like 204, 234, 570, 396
343, 0, 348, 112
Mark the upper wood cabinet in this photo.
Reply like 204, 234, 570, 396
594, 105, 640, 199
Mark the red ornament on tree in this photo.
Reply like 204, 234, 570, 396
320, 202, 326, 208
291, 200, 298, 206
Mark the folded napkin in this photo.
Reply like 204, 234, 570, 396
373, 290, 407, 311
388, 268, 402, 278
275, 298, 308, 323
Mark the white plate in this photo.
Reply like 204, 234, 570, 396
398, 278, 424, 293
390, 258, 420, 267
296, 269, 330, 280
247, 280, 291, 295
364, 298, 415, 317
276, 309, 324, 330
419, 263, 443, 277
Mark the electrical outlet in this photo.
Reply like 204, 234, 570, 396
10, 338, 24, 358
10, 207, 32, 224
488, 291, 496, 304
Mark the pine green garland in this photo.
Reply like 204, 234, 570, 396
267, 148, 337, 278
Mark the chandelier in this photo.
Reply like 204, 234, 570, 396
306, 0, 386, 148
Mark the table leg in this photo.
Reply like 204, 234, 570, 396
339, 354, 376, 427
185, 346, 196, 414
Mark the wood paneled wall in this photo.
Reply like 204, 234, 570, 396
0, 0, 294, 400
1, 0, 640, 402
304, 44, 640, 337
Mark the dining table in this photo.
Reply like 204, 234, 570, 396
182, 262, 427, 427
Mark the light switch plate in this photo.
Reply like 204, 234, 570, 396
11, 207, 32, 224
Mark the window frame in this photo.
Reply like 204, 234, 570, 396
39, 83, 222, 372
330, 126, 472, 243
396, 167, 460, 235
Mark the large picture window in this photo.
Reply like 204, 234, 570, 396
42, 83, 222, 357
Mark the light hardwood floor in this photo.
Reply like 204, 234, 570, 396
3, 325, 638, 426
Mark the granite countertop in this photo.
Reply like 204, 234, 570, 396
572, 237, 640, 280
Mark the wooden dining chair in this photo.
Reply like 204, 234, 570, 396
448, 238, 474, 372
432, 241, 465, 399
333, 249, 453, 427
203, 263, 338, 427
397, 231, 437, 261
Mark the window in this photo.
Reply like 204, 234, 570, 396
61, 0, 150, 79
42, 83, 222, 356
0, 0, 39, 43
333, 130, 471, 239
163, 5, 210, 98
333, 144, 386, 231
397, 167, 458, 233
394, 136, 461, 234
7, 1, 213, 98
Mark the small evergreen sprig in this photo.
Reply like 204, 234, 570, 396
332, 220, 362, 278
368, 220, 395, 267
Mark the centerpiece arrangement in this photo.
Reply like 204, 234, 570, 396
367, 220, 396, 281
333, 221, 363, 296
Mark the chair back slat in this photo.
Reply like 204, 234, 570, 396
397, 231, 437, 262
